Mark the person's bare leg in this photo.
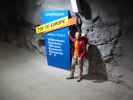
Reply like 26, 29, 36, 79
66, 58, 76, 79
77, 59, 84, 82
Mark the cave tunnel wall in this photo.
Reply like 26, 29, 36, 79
77, 0, 133, 63
0, 0, 72, 48
77, 0, 133, 83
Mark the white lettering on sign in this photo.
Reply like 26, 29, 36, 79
47, 38, 65, 56
45, 13, 65, 17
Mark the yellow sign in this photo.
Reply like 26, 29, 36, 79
36, 16, 68, 34
68, 17, 77, 26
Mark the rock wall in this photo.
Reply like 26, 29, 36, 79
77, 0, 121, 61
0, 0, 72, 49
78, 0, 133, 88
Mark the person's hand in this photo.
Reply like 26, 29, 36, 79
87, 44, 90, 47
78, 57, 82, 62
68, 31, 70, 36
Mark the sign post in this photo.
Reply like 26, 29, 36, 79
39, 10, 71, 70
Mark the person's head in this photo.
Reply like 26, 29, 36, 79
75, 31, 81, 40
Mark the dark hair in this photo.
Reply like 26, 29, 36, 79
70, 25, 77, 32
77, 27, 82, 33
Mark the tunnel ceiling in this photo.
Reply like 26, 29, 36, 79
0, 0, 133, 29
77, 0, 133, 19
0, 0, 30, 31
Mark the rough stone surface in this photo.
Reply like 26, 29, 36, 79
77, 0, 133, 86
79, 2, 120, 62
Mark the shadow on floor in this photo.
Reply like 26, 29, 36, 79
83, 44, 108, 83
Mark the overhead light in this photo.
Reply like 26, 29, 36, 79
70, 0, 78, 13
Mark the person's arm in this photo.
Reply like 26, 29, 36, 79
69, 32, 75, 42
79, 41, 86, 60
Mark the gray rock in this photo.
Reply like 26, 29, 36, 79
97, 44, 113, 58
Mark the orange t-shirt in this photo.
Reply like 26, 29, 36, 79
74, 40, 79, 58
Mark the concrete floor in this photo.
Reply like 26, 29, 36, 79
0, 42, 133, 100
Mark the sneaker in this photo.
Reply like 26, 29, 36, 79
77, 77, 83, 82
66, 76, 74, 80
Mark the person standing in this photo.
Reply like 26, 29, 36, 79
67, 30, 88, 82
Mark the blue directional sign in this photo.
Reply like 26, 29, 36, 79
40, 10, 71, 70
